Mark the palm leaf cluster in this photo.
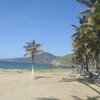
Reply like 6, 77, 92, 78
72, 0, 100, 76
24, 40, 42, 56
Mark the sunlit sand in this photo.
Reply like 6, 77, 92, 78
0, 70, 99, 100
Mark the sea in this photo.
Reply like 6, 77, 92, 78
0, 61, 71, 70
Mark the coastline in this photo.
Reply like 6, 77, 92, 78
0, 67, 75, 73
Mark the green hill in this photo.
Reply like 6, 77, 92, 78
0, 53, 57, 64
51, 54, 73, 66
0, 53, 74, 65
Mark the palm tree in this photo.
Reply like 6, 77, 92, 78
72, 0, 100, 78
77, 0, 100, 72
24, 40, 43, 79
72, 16, 91, 72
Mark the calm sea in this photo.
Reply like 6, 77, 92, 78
0, 61, 70, 70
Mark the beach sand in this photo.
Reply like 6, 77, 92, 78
0, 70, 100, 100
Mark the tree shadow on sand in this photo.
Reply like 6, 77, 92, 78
35, 97, 60, 100
59, 78, 100, 94
72, 96, 100, 100
35, 76, 51, 80
59, 78, 78, 82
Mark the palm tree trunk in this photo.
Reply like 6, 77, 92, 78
86, 56, 89, 72
31, 54, 35, 79
85, 54, 89, 72
96, 52, 100, 72
31, 64, 35, 79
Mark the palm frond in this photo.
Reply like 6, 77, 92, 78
31, 40, 35, 46
77, 9, 92, 18
35, 44, 42, 48
91, 0, 97, 3
72, 32, 79, 37
35, 50, 45, 54
26, 42, 31, 46
80, 22, 94, 27
72, 24, 79, 28
23, 46, 28, 48
24, 53, 28, 57
77, 0, 93, 7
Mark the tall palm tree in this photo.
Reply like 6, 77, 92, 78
72, 16, 91, 71
72, 0, 100, 78
77, 0, 100, 72
24, 40, 43, 79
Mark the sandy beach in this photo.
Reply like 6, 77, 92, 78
0, 70, 100, 100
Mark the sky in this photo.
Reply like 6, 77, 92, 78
0, 0, 85, 58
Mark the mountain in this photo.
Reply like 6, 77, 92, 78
51, 54, 73, 66
0, 53, 74, 66
0, 53, 57, 64
35, 53, 57, 64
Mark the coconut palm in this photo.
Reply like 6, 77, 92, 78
78, 0, 100, 71
72, 0, 100, 78
24, 40, 43, 79
72, 16, 91, 72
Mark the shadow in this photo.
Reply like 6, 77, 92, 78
96, 83, 100, 88
59, 78, 78, 82
72, 96, 100, 100
35, 97, 60, 100
72, 96, 82, 100
35, 76, 51, 80
59, 78, 100, 94
77, 79, 100, 94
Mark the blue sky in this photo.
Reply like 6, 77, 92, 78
0, 0, 85, 58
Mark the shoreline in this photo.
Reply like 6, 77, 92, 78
0, 68, 75, 73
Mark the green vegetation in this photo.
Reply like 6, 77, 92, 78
49, 63, 57, 75
72, 0, 100, 78
52, 54, 73, 66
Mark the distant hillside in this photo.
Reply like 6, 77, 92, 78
0, 53, 57, 64
35, 53, 57, 64
0, 53, 74, 65
52, 54, 73, 66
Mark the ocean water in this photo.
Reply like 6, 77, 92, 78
0, 61, 70, 70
